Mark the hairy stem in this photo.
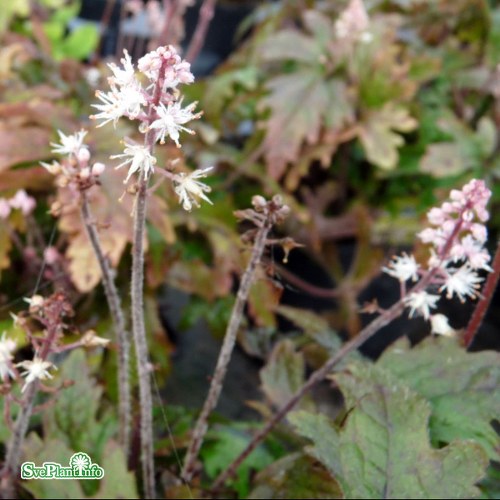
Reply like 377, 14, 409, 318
181, 219, 272, 482
80, 191, 131, 456
464, 239, 500, 347
131, 172, 155, 498
129, 55, 169, 499
1, 382, 38, 498
1, 320, 61, 498
212, 263, 443, 490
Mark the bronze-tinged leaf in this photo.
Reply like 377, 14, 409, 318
0, 125, 51, 171
260, 71, 353, 180
249, 452, 343, 499
259, 30, 323, 63
420, 142, 466, 178
247, 269, 283, 328
358, 104, 417, 170
58, 158, 172, 292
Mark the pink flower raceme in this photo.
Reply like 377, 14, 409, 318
383, 179, 492, 326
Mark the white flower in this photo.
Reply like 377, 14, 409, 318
149, 100, 200, 147
174, 167, 213, 211
404, 291, 440, 319
111, 140, 157, 183
92, 84, 146, 128
107, 50, 136, 88
430, 314, 456, 337
17, 357, 56, 392
51, 130, 88, 157
440, 265, 483, 302
0, 332, 16, 380
382, 253, 420, 282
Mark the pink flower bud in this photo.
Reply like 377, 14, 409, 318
77, 147, 91, 164
44, 246, 60, 265
92, 162, 105, 176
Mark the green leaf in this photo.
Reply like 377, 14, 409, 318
60, 25, 99, 61
288, 411, 342, 483
292, 363, 489, 499
359, 104, 417, 170
92, 443, 138, 499
337, 364, 489, 499
43, 350, 105, 454
201, 425, 274, 498
249, 452, 343, 499
22, 434, 85, 499
378, 336, 500, 460
260, 340, 312, 409
0, 0, 29, 32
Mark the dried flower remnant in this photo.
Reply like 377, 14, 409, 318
181, 195, 293, 482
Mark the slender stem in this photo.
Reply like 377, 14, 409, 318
131, 172, 155, 498
181, 218, 273, 482
80, 191, 131, 456
212, 264, 441, 490
1, 318, 61, 498
129, 56, 169, 499
1, 382, 38, 498
463, 239, 500, 348
185, 0, 217, 63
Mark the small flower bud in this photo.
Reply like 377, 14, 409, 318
92, 162, 105, 176
251, 195, 267, 212
24, 295, 45, 313
81, 330, 111, 348
44, 246, 60, 265
76, 147, 91, 164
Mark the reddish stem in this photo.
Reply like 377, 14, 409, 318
185, 0, 217, 63
463, 239, 500, 347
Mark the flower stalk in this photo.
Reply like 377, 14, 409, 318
181, 195, 289, 482
211, 179, 493, 490
80, 191, 131, 455
1, 294, 72, 498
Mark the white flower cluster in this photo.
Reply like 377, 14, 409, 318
383, 179, 492, 332
42, 129, 106, 188
91, 46, 212, 211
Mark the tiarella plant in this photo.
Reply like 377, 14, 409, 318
213, 178, 494, 489
90, 45, 209, 498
